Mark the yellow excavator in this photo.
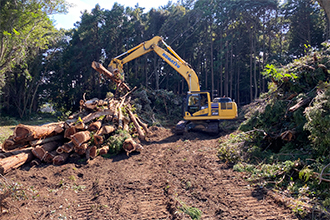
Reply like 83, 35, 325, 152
107, 36, 237, 134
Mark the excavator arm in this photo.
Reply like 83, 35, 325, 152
108, 36, 200, 92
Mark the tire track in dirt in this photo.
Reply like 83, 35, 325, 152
75, 189, 95, 220
152, 130, 298, 219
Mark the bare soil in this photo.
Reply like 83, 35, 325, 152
1, 126, 298, 220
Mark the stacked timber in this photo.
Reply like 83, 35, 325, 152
0, 94, 149, 175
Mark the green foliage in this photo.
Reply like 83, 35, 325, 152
217, 144, 241, 163
304, 85, 330, 156
234, 161, 295, 183
177, 199, 202, 220
262, 64, 297, 81
104, 129, 131, 154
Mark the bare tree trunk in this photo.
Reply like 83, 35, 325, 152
230, 43, 233, 98
154, 53, 159, 90
237, 63, 240, 106
224, 41, 229, 96
211, 34, 214, 100
253, 31, 258, 100
220, 32, 223, 97
249, 31, 253, 103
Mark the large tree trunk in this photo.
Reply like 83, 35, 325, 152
13, 123, 64, 142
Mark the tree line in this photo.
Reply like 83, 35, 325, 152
0, 0, 328, 118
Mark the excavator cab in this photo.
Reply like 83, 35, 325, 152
175, 91, 238, 134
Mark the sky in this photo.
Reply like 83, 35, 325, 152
51, 0, 171, 29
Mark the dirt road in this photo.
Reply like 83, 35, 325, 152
1, 127, 297, 219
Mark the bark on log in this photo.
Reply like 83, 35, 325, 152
32, 141, 60, 160
2, 139, 26, 152
0, 148, 32, 158
53, 153, 70, 165
0, 149, 34, 174
30, 135, 64, 147
71, 131, 91, 147
123, 138, 143, 156
136, 116, 149, 135
127, 108, 145, 141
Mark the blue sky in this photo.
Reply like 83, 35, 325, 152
51, 0, 171, 29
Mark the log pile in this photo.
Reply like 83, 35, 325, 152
0, 94, 149, 175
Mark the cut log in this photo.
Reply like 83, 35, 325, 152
0, 149, 34, 175
53, 153, 70, 166
74, 121, 86, 130
86, 145, 97, 159
64, 127, 77, 139
88, 120, 102, 131
2, 138, 26, 152
123, 117, 130, 131
74, 143, 88, 155
13, 122, 64, 142
91, 61, 130, 91
44, 150, 58, 163
123, 138, 143, 156
56, 141, 74, 154
32, 141, 60, 160
97, 125, 116, 135
30, 135, 64, 147
98, 145, 109, 155
71, 131, 91, 147
84, 98, 99, 110
81, 109, 114, 124
136, 116, 149, 135
93, 134, 104, 145
127, 108, 145, 141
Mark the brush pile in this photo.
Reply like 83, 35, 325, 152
0, 92, 149, 175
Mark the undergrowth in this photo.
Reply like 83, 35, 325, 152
219, 43, 330, 219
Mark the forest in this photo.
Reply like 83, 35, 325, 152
0, 0, 328, 118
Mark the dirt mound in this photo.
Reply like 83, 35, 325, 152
1, 127, 297, 219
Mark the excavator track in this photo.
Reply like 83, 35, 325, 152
175, 120, 219, 135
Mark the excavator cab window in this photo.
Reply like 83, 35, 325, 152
187, 94, 199, 114
187, 93, 208, 114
